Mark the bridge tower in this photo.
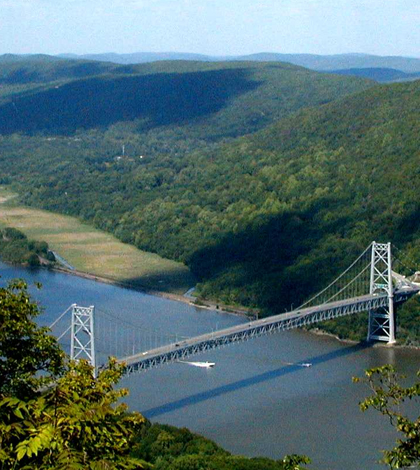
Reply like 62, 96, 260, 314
367, 242, 396, 344
70, 305, 97, 376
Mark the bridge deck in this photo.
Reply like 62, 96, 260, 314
118, 287, 418, 374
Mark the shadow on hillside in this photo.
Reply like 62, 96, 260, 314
187, 202, 361, 315
141, 342, 371, 419
120, 268, 196, 296
0, 68, 260, 134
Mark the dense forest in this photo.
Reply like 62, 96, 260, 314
132, 422, 309, 470
0, 56, 419, 343
0, 227, 55, 266
0, 59, 372, 136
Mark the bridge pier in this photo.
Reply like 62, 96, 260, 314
367, 242, 396, 344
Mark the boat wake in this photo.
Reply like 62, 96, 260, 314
178, 360, 215, 368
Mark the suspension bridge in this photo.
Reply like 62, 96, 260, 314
49, 242, 420, 377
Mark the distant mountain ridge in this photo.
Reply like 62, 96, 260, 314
58, 52, 218, 64
56, 51, 420, 74
3, 52, 420, 84
327, 68, 420, 83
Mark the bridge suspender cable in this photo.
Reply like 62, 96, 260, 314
49, 303, 76, 329
298, 242, 373, 309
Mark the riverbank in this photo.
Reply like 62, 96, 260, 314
50, 263, 257, 319
48, 263, 419, 350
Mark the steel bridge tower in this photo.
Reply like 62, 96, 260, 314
70, 305, 96, 376
367, 242, 396, 344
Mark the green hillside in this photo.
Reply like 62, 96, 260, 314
0, 55, 138, 102
327, 67, 420, 83
0, 60, 372, 137
2, 58, 419, 342
0, 53, 135, 85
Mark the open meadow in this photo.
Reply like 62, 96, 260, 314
0, 187, 194, 294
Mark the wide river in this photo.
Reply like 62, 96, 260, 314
1, 262, 419, 470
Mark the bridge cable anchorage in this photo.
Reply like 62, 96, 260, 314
392, 244, 420, 279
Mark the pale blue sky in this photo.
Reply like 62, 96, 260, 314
1, 0, 419, 57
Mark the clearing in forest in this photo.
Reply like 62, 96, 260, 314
0, 187, 194, 294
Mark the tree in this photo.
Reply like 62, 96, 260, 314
354, 365, 420, 469
0, 279, 64, 398
0, 279, 147, 469
0, 359, 148, 469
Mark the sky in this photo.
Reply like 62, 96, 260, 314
1, 0, 419, 57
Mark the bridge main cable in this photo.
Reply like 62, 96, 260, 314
298, 242, 373, 310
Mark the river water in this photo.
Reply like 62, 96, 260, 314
1, 262, 419, 470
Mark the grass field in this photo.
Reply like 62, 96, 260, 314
0, 187, 195, 294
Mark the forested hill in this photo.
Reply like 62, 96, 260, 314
5, 78, 419, 338
181, 80, 420, 310
0, 54, 131, 85
1, 59, 419, 340
0, 60, 372, 138
326, 67, 420, 83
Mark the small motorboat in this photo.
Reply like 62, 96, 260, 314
178, 360, 215, 368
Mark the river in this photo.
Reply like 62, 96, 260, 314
1, 261, 419, 470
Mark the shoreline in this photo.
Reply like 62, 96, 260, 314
4, 260, 419, 351
50, 265, 420, 351
52, 265, 197, 305
50, 264, 255, 319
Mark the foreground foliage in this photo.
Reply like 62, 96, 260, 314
0, 280, 309, 469
0, 279, 63, 398
355, 365, 420, 469
0, 360, 147, 469
0, 280, 146, 469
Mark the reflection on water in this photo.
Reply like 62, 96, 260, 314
1, 262, 419, 470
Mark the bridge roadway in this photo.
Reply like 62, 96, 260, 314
118, 286, 419, 375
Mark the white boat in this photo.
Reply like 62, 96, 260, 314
178, 360, 215, 368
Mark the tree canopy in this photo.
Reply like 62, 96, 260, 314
354, 365, 420, 469
0, 280, 146, 469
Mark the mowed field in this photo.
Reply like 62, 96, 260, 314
0, 187, 194, 294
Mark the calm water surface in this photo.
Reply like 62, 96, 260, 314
1, 262, 419, 470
